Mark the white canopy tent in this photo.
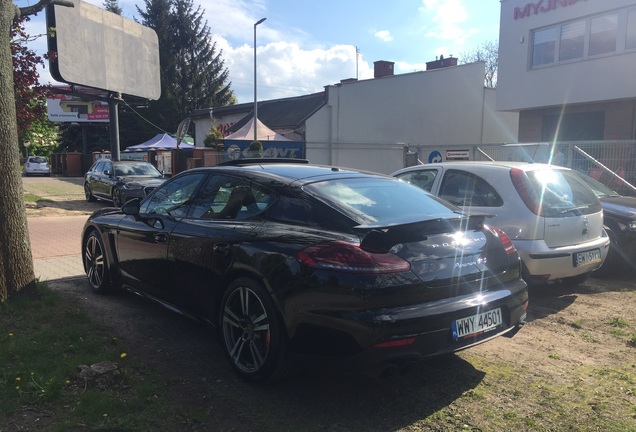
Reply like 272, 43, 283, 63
225, 117, 291, 141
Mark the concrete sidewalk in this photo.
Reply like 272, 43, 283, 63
28, 215, 88, 282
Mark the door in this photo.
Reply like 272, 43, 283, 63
116, 172, 208, 296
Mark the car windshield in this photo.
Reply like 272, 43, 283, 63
114, 163, 162, 177
306, 177, 456, 223
575, 172, 620, 198
30, 157, 47, 164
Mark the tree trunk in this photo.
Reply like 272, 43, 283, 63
0, 1, 37, 301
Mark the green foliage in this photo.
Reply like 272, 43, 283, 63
203, 126, 224, 148
136, 0, 235, 134
249, 140, 263, 157
102, 0, 122, 15
20, 119, 59, 158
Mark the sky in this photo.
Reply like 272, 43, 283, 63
14, 0, 501, 105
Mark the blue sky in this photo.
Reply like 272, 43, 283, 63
15, 0, 501, 104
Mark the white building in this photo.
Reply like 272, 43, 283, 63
498, 0, 636, 142
305, 61, 518, 174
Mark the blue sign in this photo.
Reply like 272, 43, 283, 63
428, 150, 443, 163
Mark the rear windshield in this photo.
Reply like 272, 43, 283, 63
30, 157, 47, 163
305, 177, 456, 223
521, 169, 602, 217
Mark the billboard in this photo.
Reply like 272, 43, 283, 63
46, 0, 161, 100
46, 86, 109, 122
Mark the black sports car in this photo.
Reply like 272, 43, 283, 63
576, 172, 636, 274
81, 160, 528, 381
84, 160, 165, 207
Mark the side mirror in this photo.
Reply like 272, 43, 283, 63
122, 198, 141, 216
104, 169, 113, 177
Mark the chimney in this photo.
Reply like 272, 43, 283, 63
426, 55, 458, 70
374, 60, 395, 78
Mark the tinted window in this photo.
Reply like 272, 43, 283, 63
439, 170, 504, 207
92, 161, 105, 172
141, 173, 207, 218
188, 175, 273, 220
395, 169, 438, 192
306, 178, 455, 223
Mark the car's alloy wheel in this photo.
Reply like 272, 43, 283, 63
85, 184, 96, 202
83, 231, 113, 294
112, 188, 122, 207
220, 278, 288, 381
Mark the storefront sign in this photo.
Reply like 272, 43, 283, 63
446, 150, 470, 161
514, 0, 586, 20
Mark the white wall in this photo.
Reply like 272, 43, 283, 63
498, 0, 636, 111
306, 62, 518, 174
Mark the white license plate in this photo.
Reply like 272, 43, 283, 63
452, 308, 502, 340
574, 248, 601, 267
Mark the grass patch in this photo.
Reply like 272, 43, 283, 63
570, 319, 583, 329
0, 283, 207, 431
608, 317, 629, 328
629, 334, 636, 348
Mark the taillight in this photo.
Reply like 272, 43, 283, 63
510, 168, 542, 216
296, 241, 410, 273
487, 225, 517, 254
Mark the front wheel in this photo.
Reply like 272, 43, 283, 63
85, 183, 96, 202
83, 231, 115, 294
112, 188, 123, 207
219, 277, 289, 382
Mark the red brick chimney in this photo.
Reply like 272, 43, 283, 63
374, 60, 395, 78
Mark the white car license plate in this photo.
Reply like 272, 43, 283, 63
574, 248, 601, 267
452, 308, 502, 340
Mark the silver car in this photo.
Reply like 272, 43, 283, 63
392, 161, 610, 285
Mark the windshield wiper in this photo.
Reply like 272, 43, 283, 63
559, 205, 590, 214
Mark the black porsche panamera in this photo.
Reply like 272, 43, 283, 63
81, 160, 528, 381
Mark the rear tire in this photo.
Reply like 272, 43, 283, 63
219, 277, 289, 382
83, 231, 115, 294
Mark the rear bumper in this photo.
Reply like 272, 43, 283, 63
290, 278, 528, 377
514, 234, 610, 281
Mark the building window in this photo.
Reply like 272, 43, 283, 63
531, 8, 630, 69
627, 8, 636, 50
589, 13, 618, 56
533, 27, 557, 66
559, 20, 585, 61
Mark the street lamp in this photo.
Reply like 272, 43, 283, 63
254, 17, 266, 142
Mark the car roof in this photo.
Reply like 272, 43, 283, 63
394, 161, 571, 173
185, 162, 389, 185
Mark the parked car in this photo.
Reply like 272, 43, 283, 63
23, 156, 50, 176
574, 172, 636, 274
392, 161, 610, 286
84, 160, 165, 207
81, 160, 528, 381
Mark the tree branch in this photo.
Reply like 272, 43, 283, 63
19, 0, 74, 18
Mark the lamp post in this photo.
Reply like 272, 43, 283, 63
254, 17, 266, 142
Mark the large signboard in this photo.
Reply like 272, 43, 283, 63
46, 86, 109, 122
46, 0, 161, 100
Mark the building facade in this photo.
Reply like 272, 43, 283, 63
498, 0, 636, 142
305, 62, 519, 174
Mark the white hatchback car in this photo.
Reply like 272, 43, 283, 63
392, 161, 610, 285
23, 156, 51, 176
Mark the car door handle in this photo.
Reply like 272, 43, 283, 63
213, 243, 231, 255
154, 233, 168, 243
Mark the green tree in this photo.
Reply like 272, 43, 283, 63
136, 0, 234, 134
102, 0, 122, 15
0, 0, 73, 302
